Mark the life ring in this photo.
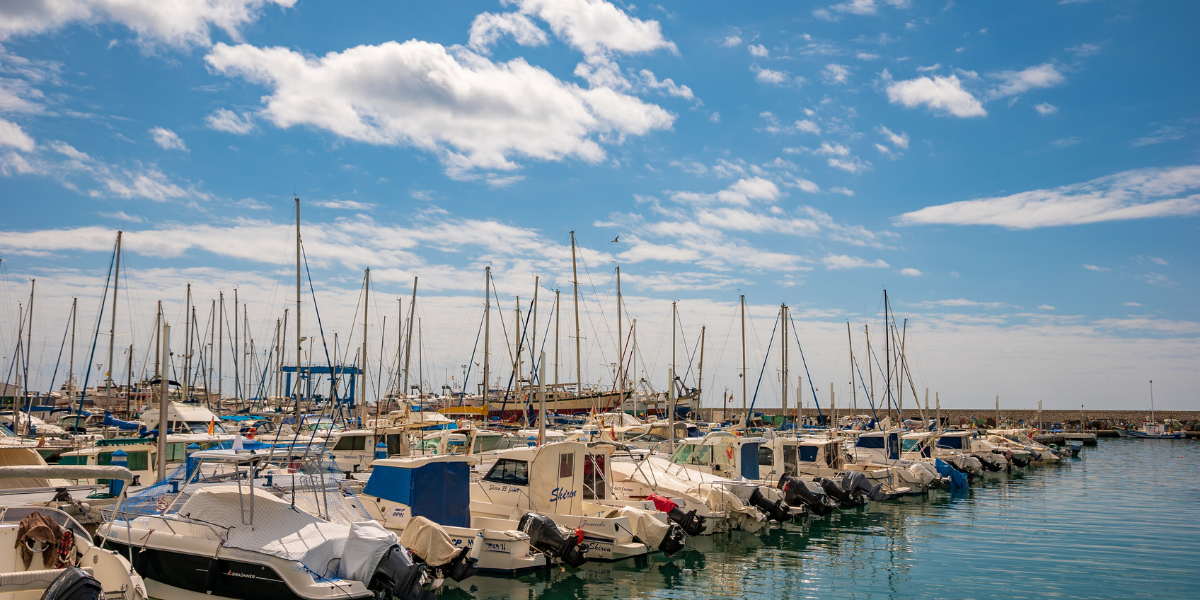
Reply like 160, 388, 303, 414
245, 427, 256, 440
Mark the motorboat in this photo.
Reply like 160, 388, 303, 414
360, 454, 550, 574
1116, 421, 1185, 439
0, 464, 147, 600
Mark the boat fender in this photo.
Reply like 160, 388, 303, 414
38, 566, 102, 600
517, 512, 588, 568
748, 488, 791, 522
204, 558, 226, 594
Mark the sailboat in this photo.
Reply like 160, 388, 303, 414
1117, 381, 1183, 439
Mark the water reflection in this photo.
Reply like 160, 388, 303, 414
447, 440, 1200, 600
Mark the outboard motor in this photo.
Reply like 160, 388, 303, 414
647, 494, 706, 536
748, 487, 791, 522
841, 471, 903, 503
777, 475, 835, 516
367, 546, 433, 600
518, 512, 587, 568
814, 476, 863, 509
971, 453, 1005, 472
656, 523, 687, 556
40, 566, 102, 600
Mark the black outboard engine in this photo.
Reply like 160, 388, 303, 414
518, 512, 588, 568
367, 546, 433, 600
748, 487, 791, 522
841, 471, 903, 503
656, 523, 687, 557
647, 494, 706, 536
433, 548, 479, 582
40, 566, 102, 600
971, 453, 1004, 472
778, 475, 835, 516
815, 476, 863, 509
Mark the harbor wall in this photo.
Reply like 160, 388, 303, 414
702, 408, 1200, 427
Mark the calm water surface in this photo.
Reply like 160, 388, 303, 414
445, 439, 1200, 600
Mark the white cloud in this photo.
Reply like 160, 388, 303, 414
831, 186, 854, 196
796, 119, 821, 134
510, 0, 676, 56
911, 298, 1011, 309
0, 0, 296, 48
857, 52, 879, 60
748, 44, 768, 57
1123, 302, 1142, 307
205, 40, 674, 178
0, 117, 35, 151
97, 210, 144, 223
205, 108, 255, 134
721, 35, 742, 48
1138, 255, 1168, 266
896, 165, 1200, 229
989, 63, 1065, 99
1133, 124, 1189, 147
1038, 305, 1055, 310
753, 66, 790, 85
885, 73, 985, 118
468, 11, 548, 53
639, 69, 693, 100
815, 141, 850, 156
149, 126, 187, 151
313, 199, 375, 210
1035, 102, 1058, 116
877, 125, 909, 148
671, 177, 782, 206
900, 267, 922, 276
1066, 43, 1101, 57
823, 254, 889, 270
1082, 264, 1111, 272
823, 63, 850, 85
828, 156, 871, 174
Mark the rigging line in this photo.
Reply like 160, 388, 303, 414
78, 242, 117, 415
852, 356, 880, 423
3, 304, 26, 399
747, 312, 780, 414
866, 337, 898, 414
787, 312, 823, 422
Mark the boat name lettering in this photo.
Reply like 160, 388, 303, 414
550, 487, 578, 502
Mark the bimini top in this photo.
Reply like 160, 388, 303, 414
0, 465, 133, 482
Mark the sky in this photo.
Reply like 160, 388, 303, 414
0, 0, 1197, 412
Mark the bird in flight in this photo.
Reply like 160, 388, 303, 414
611, 236, 620, 243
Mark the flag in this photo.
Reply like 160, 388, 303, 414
207, 419, 214, 435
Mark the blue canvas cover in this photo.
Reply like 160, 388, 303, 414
364, 462, 471, 527
934, 458, 968, 490
740, 443, 760, 480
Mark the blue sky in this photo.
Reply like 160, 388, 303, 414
0, 0, 1197, 411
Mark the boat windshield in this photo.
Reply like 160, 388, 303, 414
901, 438, 921, 452
299, 422, 336, 433
185, 421, 228, 434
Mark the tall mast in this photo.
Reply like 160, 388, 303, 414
362, 267, 370, 424
216, 293, 222, 400
897, 317, 906, 422
781, 303, 788, 414
23, 280, 34, 435
740, 294, 746, 417
208, 300, 215, 407
403, 277, 417, 397
295, 197, 302, 421
68, 298, 76, 399
157, 323, 169, 482
243, 304, 248, 405
274, 317, 281, 407
884, 290, 892, 421
865, 324, 874, 412
106, 231, 121, 397
513, 297, 521, 412
554, 289, 560, 385
234, 288, 239, 401
482, 267, 490, 405
184, 283, 192, 402
279, 309, 287, 411
697, 325, 706, 412
154, 301, 162, 380
671, 301, 676, 394
570, 231, 582, 399
615, 266, 622, 391
847, 322, 856, 414
532, 277, 539, 387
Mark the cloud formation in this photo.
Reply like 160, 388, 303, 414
896, 165, 1200, 228
885, 73, 986, 118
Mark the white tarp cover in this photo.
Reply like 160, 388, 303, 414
177, 485, 351, 579
608, 506, 669, 547
341, 521, 399, 583
529, 442, 584, 515
0, 465, 133, 482
610, 458, 766, 532
398, 516, 459, 567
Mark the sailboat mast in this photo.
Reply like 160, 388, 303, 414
68, 297, 76, 400
483, 267, 491, 406
23, 281, 34, 435
866, 325, 874, 412
698, 325, 705, 414
154, 301, 162, 380
884, 290, 892, 422
740, 294, 746, 417
847, 322, 856, 413
216, 294, 222, 400
106, 231, 121, 395
570, 231, 582, 399
184, 283, 192, 402
295, 197, 302, 421
671, 301, 677, 400
362, 267, 370, 424
781, 303, 788, 413
532, 277, 539, 390
403, 277, 418, 397
616, 266, 622, 391
554, 289, 560, 385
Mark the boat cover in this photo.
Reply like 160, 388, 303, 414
398, 516, 459, 568
341, 521, 400, 583
176, 485, 351, 579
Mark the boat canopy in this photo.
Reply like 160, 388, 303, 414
0, 465, 133, 482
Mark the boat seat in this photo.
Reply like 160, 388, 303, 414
0, 567, 94, 592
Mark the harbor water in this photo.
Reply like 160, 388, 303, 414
446, 439, 1200, 599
